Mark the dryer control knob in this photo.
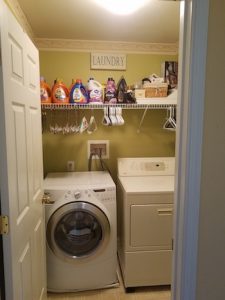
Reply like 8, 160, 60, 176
74, 191, 81, 199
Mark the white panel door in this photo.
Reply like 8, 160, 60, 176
0, 1, 46, 299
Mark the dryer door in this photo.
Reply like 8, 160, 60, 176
46, 201, 110, 263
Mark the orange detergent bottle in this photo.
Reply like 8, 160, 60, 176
40, 76, 51, 103
51, 79, 69, 104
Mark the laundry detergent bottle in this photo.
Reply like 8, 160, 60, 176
52, 79, 69, 104
87, 78, 103, 103
104, 77, 117, 104
69, 79, 88, 104
40, 76, 51, 103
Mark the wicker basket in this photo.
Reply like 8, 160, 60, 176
144, 83, 168, 98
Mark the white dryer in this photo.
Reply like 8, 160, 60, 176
43, 171, 117, 292
117, 157, 175, 290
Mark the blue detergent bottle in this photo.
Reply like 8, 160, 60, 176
70, 79, 88, 104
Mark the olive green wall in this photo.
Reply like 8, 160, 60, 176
40, 51, 177, 87
40, 51, 177, 180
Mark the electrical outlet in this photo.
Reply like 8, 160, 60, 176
87, 140, 109, 159
67, 161, 75, 172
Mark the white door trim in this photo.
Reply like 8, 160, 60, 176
172, 0, 210, 299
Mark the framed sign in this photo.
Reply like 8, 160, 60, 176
91, 53, 126, 70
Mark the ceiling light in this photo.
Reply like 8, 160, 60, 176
93, 0, 150, 15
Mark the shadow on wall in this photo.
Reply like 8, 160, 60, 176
42, 109, 175, 181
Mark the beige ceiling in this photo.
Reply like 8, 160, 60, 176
16, 0, 180, 44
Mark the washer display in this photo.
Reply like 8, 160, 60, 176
44, 171, 117, 292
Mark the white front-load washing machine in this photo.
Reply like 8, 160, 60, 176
43, 171, 117, 292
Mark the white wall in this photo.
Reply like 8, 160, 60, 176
196, 1, 225, 299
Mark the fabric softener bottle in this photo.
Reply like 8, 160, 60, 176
104, 77, 117, 104
87, 77, 103, 103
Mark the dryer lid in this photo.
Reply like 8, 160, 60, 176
117, 157, 175, 177
119, 175, 174, 194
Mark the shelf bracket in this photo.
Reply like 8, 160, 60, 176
137, 106, 149, 133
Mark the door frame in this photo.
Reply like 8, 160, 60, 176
172, 0, 210, 299
0, 0, 211, 299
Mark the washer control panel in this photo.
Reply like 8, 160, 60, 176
74, 191, 81, 199
92, 187, 116, 202
58, 187, 116, 203
44, 186, 116, 204
63, 190, 82, 201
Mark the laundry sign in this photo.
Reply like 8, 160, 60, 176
91, 53, 126, 70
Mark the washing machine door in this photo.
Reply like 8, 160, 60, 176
46, 201, 110, 263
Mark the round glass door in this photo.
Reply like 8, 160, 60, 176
47, 201, 110, 262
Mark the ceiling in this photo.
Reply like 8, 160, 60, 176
17, 0, 180, 44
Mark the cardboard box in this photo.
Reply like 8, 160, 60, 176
135, 89, 145, 98
144, 83, 168, 98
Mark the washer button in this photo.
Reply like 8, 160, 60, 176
74, 192, 81, 199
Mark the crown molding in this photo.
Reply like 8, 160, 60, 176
4, 1, 178, 55
35, 38, 179, 55
4, 0, 35, 40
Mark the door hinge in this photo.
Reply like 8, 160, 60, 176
0, 215, 9, 235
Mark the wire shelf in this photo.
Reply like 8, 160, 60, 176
41, 102, 177, 111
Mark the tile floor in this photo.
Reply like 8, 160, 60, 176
47, 268, 171, 300
48, 285, 171, 300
